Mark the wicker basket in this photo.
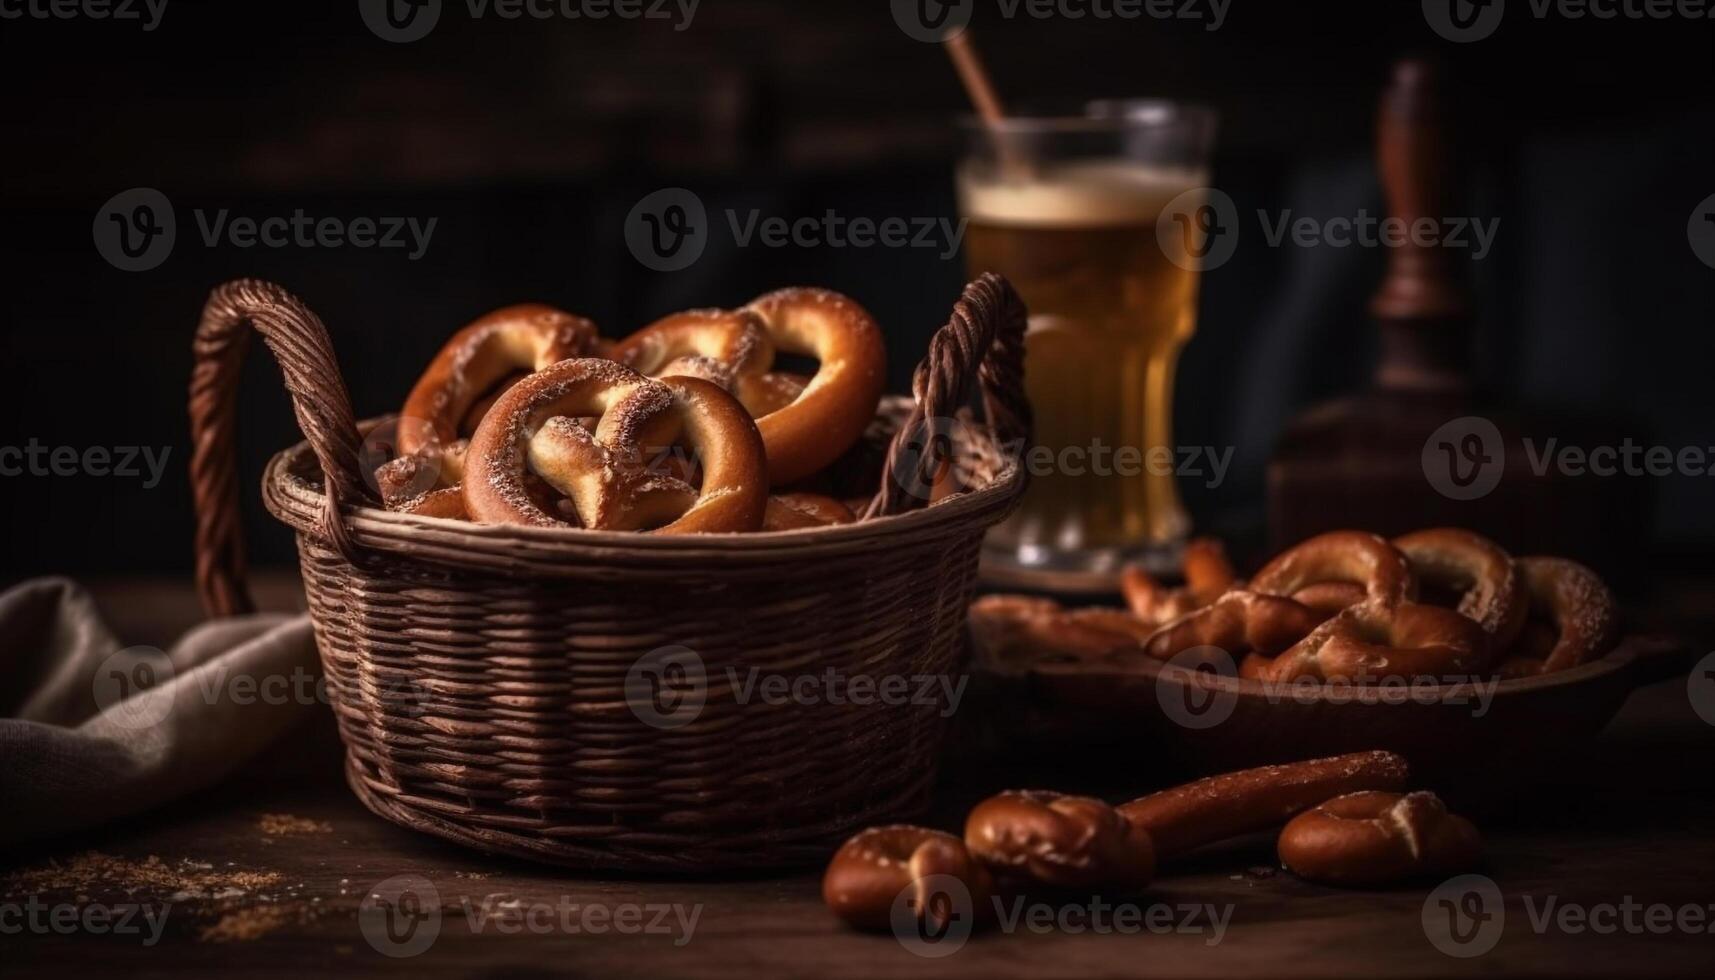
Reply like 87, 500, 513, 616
186, 275, 1030, 871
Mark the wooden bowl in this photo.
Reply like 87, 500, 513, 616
977, 634, 1691, 808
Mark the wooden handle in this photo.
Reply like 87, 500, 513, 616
1370, 58, 1470, 325
188, 279, 374, 617
867, 272, 1033, 517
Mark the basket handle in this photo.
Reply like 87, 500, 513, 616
867, 272, 1032, 518
188, 279, 375, 617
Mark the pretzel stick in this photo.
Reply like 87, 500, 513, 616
1118, 751, 1411, 860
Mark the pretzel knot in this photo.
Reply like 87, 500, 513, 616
1257, 599, 1491, 683
463, 358, 768, 533
1277, 790, 1482, 886
964, 790, 1155, 890
608, 287, 886, 485
822, 826, 995, 933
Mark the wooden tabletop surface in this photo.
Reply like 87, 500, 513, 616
4, 574, 1714, 978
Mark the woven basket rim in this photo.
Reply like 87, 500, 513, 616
261, 407, 1025, 569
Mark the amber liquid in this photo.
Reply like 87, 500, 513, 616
962, 184, 1203, 564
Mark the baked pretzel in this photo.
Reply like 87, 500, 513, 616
1118, 751, 1410, 860
967, 595, 1147, 664
1393, 528, 1528, 650
399, 303, 599, 463
1289, 582, 1367, 617
1277, 791, 1482, 886
1251, 531, 1418, 605
1121, 538, 1237, 624
964, 790, 1155, 890
1495, 556, 1618, 677
762, 492, 855, 531
823, 826, 994, 933
1142, 590, 1325, 663
608, 288, 887, 485
1256, 599, 1490, 683
463, 358, 767, 532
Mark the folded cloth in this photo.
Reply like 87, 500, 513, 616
0, 577, 318, 844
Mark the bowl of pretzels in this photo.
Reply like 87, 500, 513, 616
971, 529, 1688, 799
186, 274, 1030, 871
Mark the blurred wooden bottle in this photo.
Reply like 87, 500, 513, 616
1266, 59, 1647, 581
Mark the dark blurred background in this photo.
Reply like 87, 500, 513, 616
1, 0, 1711, 586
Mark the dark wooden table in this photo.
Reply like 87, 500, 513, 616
5, 574, 1714, 978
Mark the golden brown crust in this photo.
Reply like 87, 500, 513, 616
1142, 590, 1325, 661
1277, 790, 1482, 886
965, 790, 1154, 890
1251, 531, 1418, 605
399, 303, 598, 457
1259, 599, 1491, 683
609, 289, 886, 485
762, 493, 855, 531
462, 359, 767, 533
1512, 556, 1619, 673
1118, 752, 1410, 860
1393, 528, 1528, 650
823, 825, 994, 933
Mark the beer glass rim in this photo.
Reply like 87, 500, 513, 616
957, 99, 1217, 135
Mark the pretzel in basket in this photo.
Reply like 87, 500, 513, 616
608, 287, 887, 485
385, 304, 599, 497
1277, 790, 1482, 886
463, 358, 768, 532
964, 790, 1155, 890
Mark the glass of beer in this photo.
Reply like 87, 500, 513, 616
959, 101, 1217, 589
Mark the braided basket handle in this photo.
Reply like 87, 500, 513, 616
189, 279, 375, 617
867, 273, 1032, 518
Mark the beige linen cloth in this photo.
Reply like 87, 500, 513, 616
0, 578, 318, 843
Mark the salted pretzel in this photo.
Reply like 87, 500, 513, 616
1393, 528, 1528, 651
394, 304, 599, 481
1494, 556, 1618, 677
1118, 751, 1410, 861
1250, 530, 1418, 605
1277, 790, 1482, 886
1142, 590, 1325, 664
608, 288, 887, 485
1121, 538, 1237, 624
762, 492, 855, 531
964, 790, 1155, 890
823, 826, 995, 933
1255, 599, 1490, 683
462, 358, 767, 533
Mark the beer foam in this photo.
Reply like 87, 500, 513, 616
959, 161, 1205, 227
